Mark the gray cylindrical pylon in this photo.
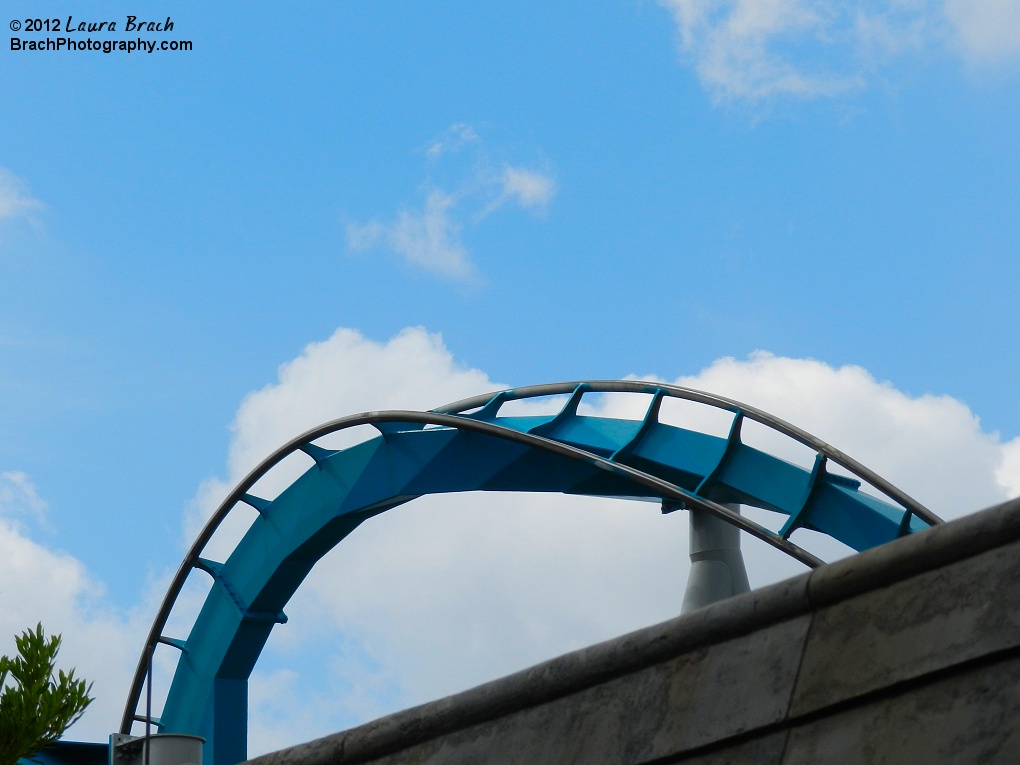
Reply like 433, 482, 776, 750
681, 503, 751, 613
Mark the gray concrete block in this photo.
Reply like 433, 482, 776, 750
360, 678, 664, 765
352, 616, 810, 765
674, 731, 789, 765
791, 537, 1020, 716
781, 654, 1020, 765
644, 615, 809, 757
245, 733, 344, 765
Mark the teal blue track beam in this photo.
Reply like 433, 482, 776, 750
121, 381, 940, 765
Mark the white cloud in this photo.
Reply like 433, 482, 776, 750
0, 474, 149, 744
347, 191, 476, 281
658, 0, 1019, 102
184, 326, 496, 546
388, 192, 474, 279
853, 3, 940, 60
0, 169, 44, 221
424, 123, 480, 159
475, 164, 557, 221
0, 470, 50, 528
500, 166, 557, 210
343, 219, 386, 252
659, 0, 865, 101
176, 328, 1019, 756
227, 326, 495, 479
996, 438, 1020, 498
668, 352, 1017, 513
346, 126, 555, 281
945, 0, 1020, 64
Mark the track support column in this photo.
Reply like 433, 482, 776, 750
681, 504, 750, 613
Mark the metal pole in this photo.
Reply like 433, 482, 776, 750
144, 645, 153, 765
681, 503, 750, 613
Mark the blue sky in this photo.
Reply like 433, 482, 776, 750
2, 0, 1019, 753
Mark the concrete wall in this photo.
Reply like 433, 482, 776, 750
248, 496, 1020, 765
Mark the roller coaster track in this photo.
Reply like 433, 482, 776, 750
120, 380, 941, 765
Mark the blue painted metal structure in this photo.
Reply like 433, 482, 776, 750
18, 741, 107, 765
119, 381, 941, 765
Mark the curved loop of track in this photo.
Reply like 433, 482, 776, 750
121, 381, 940, 760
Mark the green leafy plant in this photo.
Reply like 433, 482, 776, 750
0, 624, 93, 765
